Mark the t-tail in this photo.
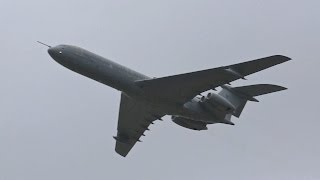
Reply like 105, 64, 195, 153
219, 84, 287, 118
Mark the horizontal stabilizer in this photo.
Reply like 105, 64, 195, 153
219, 84, 287, 117
222, 84, 287, 98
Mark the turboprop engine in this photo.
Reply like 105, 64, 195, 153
172, 116, 208, 131
200, 92, 236, 113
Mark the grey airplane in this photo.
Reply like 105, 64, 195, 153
40, 42, 291, 157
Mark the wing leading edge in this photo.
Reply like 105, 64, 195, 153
135, 55, 291, 104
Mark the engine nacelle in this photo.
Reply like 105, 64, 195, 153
203, 93, 236, 112
172, 116, 208, 131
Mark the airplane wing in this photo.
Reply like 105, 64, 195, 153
114, 93, 165, 157
135, 55, 291, 104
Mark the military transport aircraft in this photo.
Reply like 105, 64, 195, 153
39, 42, 291, 157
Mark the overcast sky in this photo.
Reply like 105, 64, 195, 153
1, 0, 319, 180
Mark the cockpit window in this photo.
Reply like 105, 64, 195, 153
59, 47, 64, 54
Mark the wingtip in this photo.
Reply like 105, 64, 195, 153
273, 84, 288, 91
115, 145, 130, 157
273, 55, 292, 61
116, 150, 128, 157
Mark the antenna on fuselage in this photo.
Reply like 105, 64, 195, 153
37, 41, 51, 48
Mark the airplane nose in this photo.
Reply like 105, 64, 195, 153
48, 46, 63, 59
48, 46, 56, 57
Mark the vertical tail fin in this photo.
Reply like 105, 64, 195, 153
219, 84, 287, 117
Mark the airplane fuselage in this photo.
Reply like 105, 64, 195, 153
48, 45, 226, 124
49, 45, 147, 94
